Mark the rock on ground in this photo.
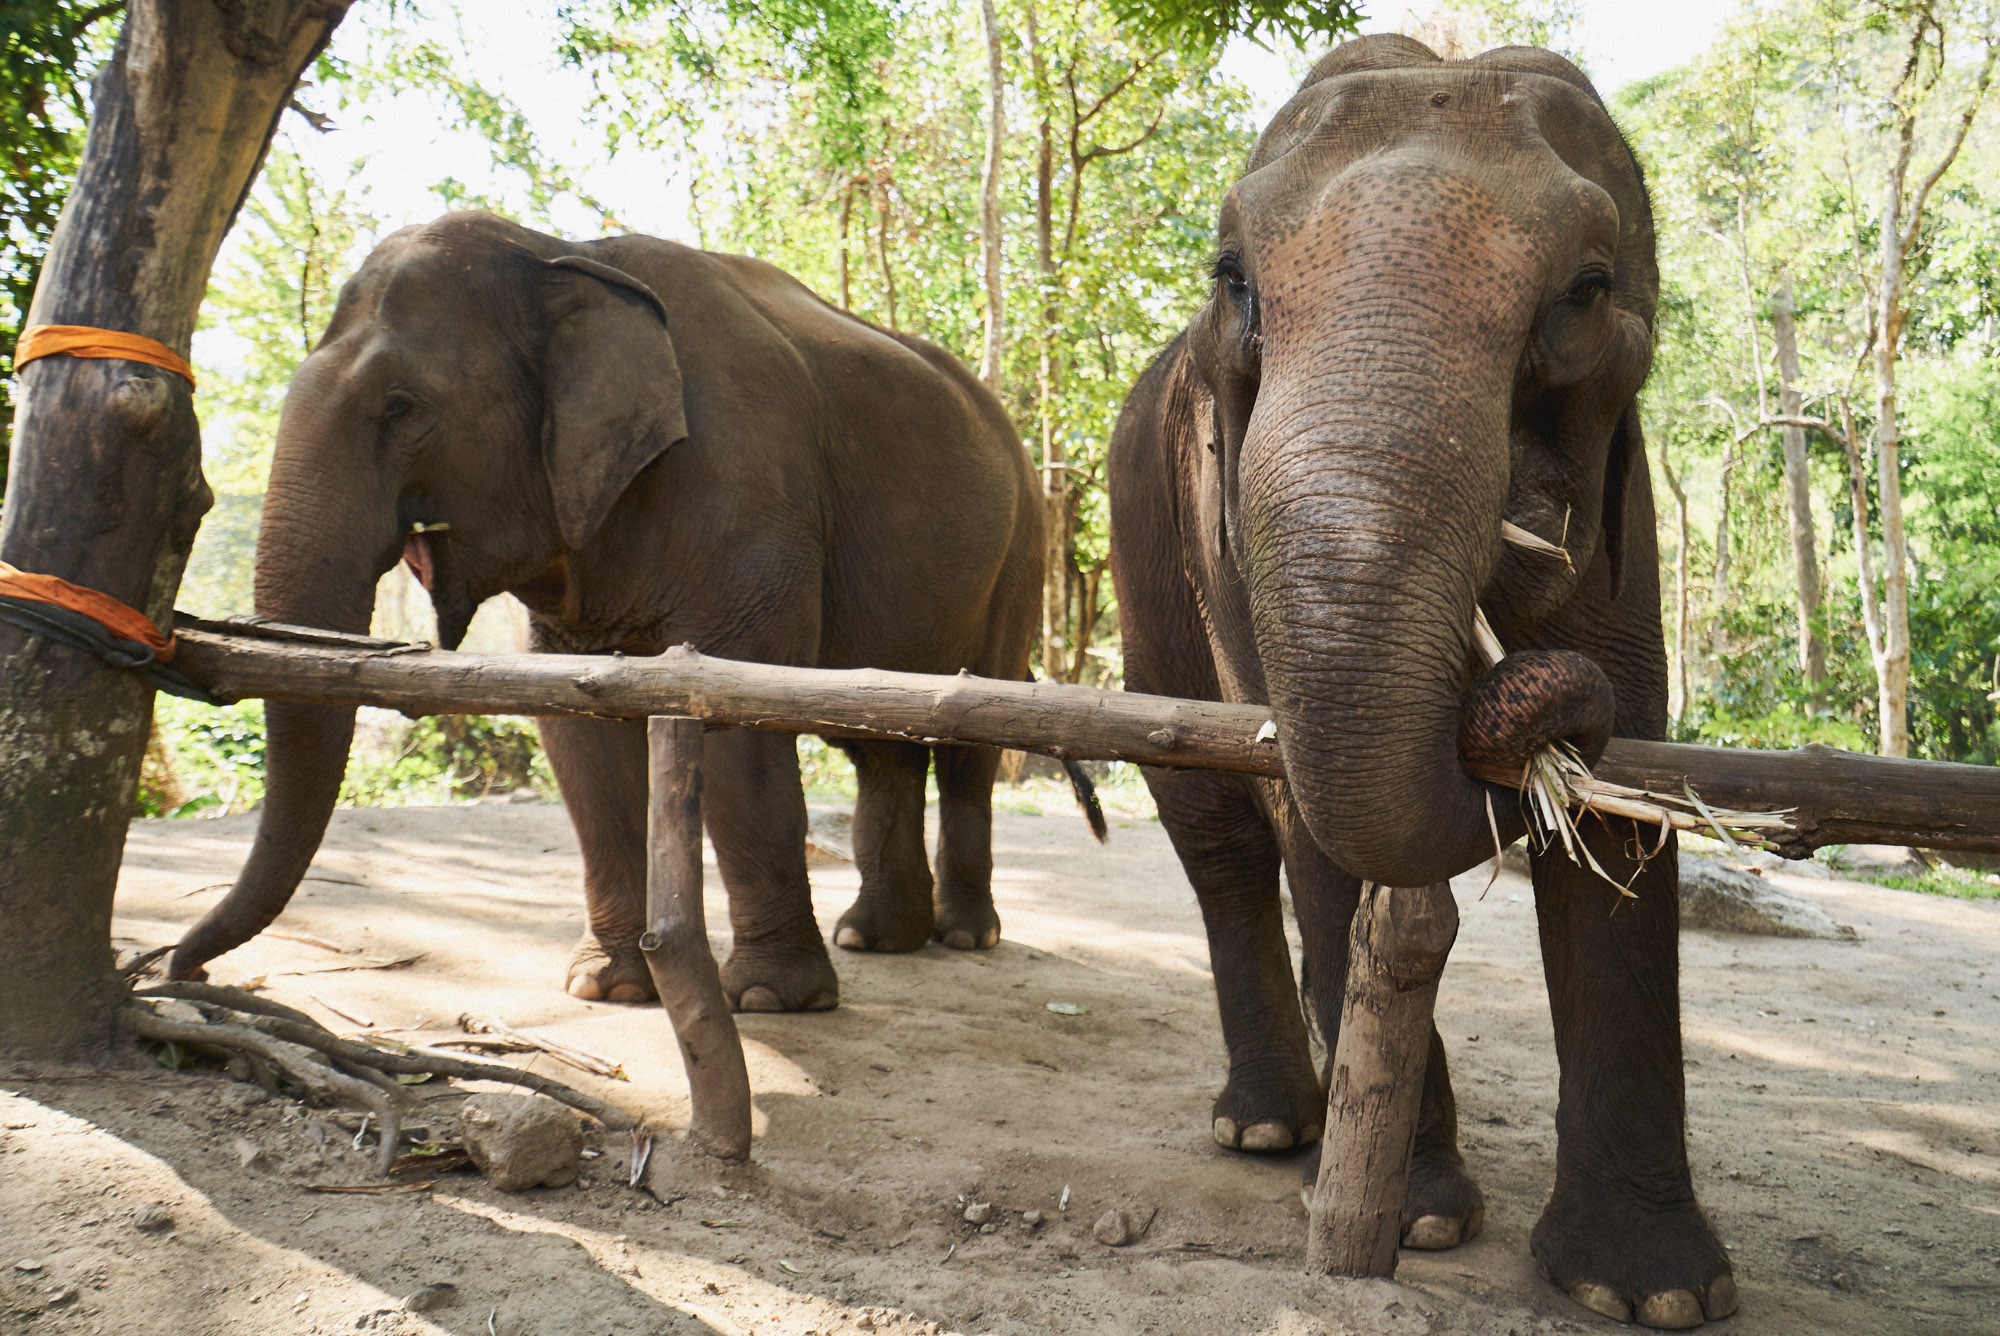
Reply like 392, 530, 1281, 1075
806, 805, 854, 865
459, 1093, 583, 1191
1678, 852, 1857, 940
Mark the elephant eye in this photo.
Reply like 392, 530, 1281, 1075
1211, 253, 1251, 297
379, 392, 414, 422
1564, 269, 1611, 303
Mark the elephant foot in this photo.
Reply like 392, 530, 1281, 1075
933, 896, 1000, 951
720, 938, 839, 1012
1531, 1190, 1736, 1329
831, 894, 934, 953
565, 932, 657, 1003
1295, 1141, 1484, 1249
1210, 1064, 1325, 1152
1400, 1143, 1485, 1248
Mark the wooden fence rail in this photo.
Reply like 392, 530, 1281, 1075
173, 622, 2000, 857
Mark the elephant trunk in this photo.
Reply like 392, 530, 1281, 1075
169, 463, 389, 980
1240, 245, 1595, 886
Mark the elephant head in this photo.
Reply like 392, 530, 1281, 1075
171, 212, 688, 978
1190, 37, 1657, 885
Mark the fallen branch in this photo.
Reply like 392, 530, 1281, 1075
123, 1004, 403, 1173
133, 982, 639, 1141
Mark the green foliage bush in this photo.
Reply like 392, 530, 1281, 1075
138, 700, 557, 819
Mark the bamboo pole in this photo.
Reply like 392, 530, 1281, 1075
641, 717, 752, 1160
171, 624, 2000, 857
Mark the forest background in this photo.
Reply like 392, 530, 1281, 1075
4, 0, 1998, 838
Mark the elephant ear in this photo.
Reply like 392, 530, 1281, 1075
1600, 400, 1645, 601
540, 254, 689, 551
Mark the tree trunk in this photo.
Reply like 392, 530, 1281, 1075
836, 179, 856, 311
977, 0, 1005, 390
1711, 439, 1736, 660
0, 0, 352, 1065
874, 178, 899, 331
1771, 274, 1826, 694
1659, 440, 1692, 722
1026, 6, 1068, 683
1873, 120, 1914, 757
1838, 395, 1888, 699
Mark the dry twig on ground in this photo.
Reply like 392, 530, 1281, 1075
122, 981, 638, 1174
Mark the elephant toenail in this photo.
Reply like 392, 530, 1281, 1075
1702, 1275, 1739, 1320
1212, 1116, 1241, 1148
605, 983, 652, 1003
941, 929, 976, 950
834, 926, 867, 950
737, 986, 784, 1012
1401, 1215, 1462, 1250
1237, 1121, 1295, 1152
567, 977, 604, 1000
1566, 1281, 1632, 1323
978, 928, 998, 948
1636, 1289, 1704, 1330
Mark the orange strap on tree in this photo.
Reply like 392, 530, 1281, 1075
0, 560, 176, 660
12, 324, 197, 387
0, 560, 219, 703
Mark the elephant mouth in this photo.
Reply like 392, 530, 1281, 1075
402, 528, 439, 590
400, 525, 478, 649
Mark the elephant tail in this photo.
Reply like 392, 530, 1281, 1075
1021, 670, 1108, 841
1062, 758, 1109, 843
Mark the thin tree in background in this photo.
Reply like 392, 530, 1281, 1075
1770, 272, 1827, 693
1855, 0, 1997, 756
978, 0, 1005, 389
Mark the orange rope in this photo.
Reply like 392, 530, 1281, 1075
0, 561, 175, 661
12, 324, 196, 387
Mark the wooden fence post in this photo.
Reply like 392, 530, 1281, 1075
641, 715, 753, 1160
1306, 881, 1460, 1276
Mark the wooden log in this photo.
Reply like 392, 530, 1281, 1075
0, 3, 354, 1063
640, 716, 753, 1161
1307, 882, 1459, 1277
170, 628, 2000, 857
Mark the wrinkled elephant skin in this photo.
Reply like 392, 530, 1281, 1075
169, 212, 1045, 1014
1109, 37, 1733, 1328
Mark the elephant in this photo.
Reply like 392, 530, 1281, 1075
169, 209, 1091, 1013
1108, 37, 1734, 1330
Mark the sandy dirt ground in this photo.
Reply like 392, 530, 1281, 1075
4, 797, 1999, 1336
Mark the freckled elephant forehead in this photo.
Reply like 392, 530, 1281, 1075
1243, 68, 1641, 213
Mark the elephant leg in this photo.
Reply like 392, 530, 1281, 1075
831, 739, 937, 952
1530, 823, 1736, 1329
1272, 795, 1485, 1247
931, 743, 1001, 950
537, 715, 655, 1003
705, 729, 839, 1013
1149, 764, 1324, 1152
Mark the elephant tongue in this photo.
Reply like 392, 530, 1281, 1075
402, 531, 436, 591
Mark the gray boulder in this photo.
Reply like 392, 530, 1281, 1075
1677, 852, 1857, 940
459, 1094, 582, 1191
